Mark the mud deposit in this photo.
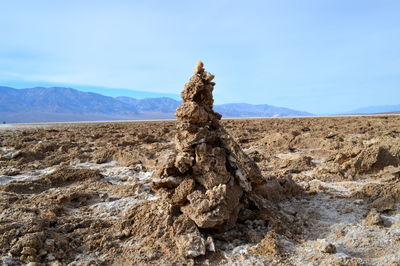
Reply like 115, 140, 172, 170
0, 115, 398, 265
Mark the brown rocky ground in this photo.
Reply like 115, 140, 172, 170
0, 115, 399, 265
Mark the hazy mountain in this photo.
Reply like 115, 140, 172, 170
349, 104, 400, 114
215, 103, 312, 117
116, 96, 181, 113
0, 87, 313, 123
0, 86, 138, 115
116, 97, 313, 117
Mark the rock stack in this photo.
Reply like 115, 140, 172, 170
153, 61, 268, 231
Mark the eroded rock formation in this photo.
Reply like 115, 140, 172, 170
153, 61, 269, 232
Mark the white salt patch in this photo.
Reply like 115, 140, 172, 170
243, 146, 261, 153
301, 170, 315, 177
70, 160, 159, 217
0, 166, 58, 184
276, 152, 301, 160
383, 213, 400, 223
235, 169, 252, 192
312, 158, 323, 164
89, 193, 159, 219
0, 146, 14, 153
281, 195, 365, 227
231, 244, 251, 254
90, 197, 143, 218
345, 133, 363, 141
136, 170, 153, 181
0, 254, 19, 265
144, 194, 159, 201
309, 179, 382, 196
73, 161, 153, 184
70, 161, 159, 218
0, 124, 54, 131
35, 166, 58, 176
382, 204, 400, 223
298, 148, 322, 152
101, 165, 135, 184
71, 253, 98, 261
363, 138, 379, 145
1, 150, 21, 159
74, 161, 117, 169
221, 243, 268, 266
283, 179, 400, 265
0, 176, 12, 185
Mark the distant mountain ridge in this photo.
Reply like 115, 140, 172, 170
348, 104, 400, 114
214, 103, 311, 117
0, 86, 313, 123
0, 86, 138, 114
116, 96, 181, 113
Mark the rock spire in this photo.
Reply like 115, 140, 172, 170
153, 61, 267, 230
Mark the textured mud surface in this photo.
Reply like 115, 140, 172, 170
0, 62, 399, 265
1, 114, 399, 265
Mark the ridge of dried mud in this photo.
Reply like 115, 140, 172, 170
0, 115, 399, 265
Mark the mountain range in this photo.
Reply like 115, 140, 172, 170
348, 104, 400, 114
0, 86, 314, 123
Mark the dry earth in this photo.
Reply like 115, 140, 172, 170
0, 115, 399, 265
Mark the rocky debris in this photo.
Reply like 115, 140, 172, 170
316, 240, 336, 254
252, 231, 282, 256
330, 143, 400, 176
0, 150, 21, 160
0, 167, 20, 176
254, 175, 302, 203
171, 178, 195, 204
276, 155, 315, 173
369, 195, 396, 212
353, 145, 399, 174
154, 62, 261, 224
1, 167, 100, 194
176, 234, 205, 257
325, 132, 338, 139
363, 209, 384, 226
180, 183, 243, 229
353, 168, 400, 213
381, 166, 400, 180
91, 149, 115, 164
152, 61, 296, 257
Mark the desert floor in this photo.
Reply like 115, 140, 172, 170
1, 116, 399, 265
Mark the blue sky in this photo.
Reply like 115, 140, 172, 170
0, 0, 399, 114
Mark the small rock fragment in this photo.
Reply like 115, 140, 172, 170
152, 176, 182, 189
26, 262, 41, 266
363, 209, 384, 226
252, 231, 281, 256
176, 233, 206, 257
171, 178, 195, 204
369, 196, 396, 212
21, 247, 37, 256
205, 236, 215, 252
317, 239, 336, 254
47, 253, 56, 261
193, 60, 204, 75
